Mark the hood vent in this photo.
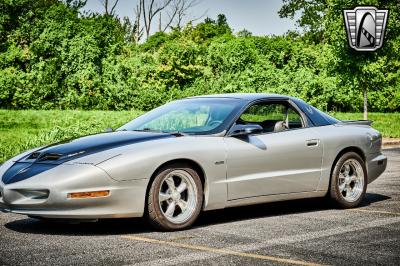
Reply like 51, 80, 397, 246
38, 153, 63, 161
27, 152, 41, 160
27, 152, 63, 161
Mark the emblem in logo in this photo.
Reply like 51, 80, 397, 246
343, 6, 388, 51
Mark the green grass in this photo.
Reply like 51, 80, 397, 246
0, 110, 143, 163
0, 110, 399, 163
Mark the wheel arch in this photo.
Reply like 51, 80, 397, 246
333, 146, 366, 165
144, 158, 207, 211
329, 146, 366, 187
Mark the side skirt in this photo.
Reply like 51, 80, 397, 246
225, 191, 327, 208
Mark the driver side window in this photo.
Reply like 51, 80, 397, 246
238, 102, 304, 133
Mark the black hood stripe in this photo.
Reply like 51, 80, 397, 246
3, 131, 175, 184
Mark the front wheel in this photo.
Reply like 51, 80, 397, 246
147, 164, 203, 231
329, 152, 367, 208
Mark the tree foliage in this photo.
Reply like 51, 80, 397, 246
279, 0, 400, 117
0, 0, 398, 112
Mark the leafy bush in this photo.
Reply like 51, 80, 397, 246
0, 1, 399, 112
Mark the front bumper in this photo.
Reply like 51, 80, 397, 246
0, 163, 148, 219
366, 153, 387, 184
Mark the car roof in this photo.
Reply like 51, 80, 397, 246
187, 93, 291, 102
185, 93, 339, 127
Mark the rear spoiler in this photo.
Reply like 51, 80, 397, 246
338, 120, 373, 126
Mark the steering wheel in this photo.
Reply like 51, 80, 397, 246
209, 120, 223, 127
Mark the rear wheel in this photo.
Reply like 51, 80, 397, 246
329, 152, 367, 208
147, 164, 203, 231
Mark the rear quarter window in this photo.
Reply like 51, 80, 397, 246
293, 99, 339, 126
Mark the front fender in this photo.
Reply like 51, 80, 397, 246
95, 136, 228, 210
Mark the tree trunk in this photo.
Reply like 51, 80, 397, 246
363, 87, 368, 120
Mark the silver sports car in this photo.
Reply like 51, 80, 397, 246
0, 94, 387, 230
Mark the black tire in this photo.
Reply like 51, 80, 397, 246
329, 152, 367, 208
147, 163, 203, 231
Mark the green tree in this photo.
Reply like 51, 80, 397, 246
0, 1, 398, 113
279, 0, 400, 119
183, 14, 232, 44
237, 29, 252, 38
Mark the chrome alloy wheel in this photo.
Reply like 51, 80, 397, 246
158, 170, 198, 224
338, 159, 365, 202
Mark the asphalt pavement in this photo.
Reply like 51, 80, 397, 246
0, 148, 399, 266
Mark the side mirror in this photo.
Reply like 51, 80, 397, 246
229, 124, 263, 137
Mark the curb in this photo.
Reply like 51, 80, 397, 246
382, 138, 400, 149
383, 141, 400, 146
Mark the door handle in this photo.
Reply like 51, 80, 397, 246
306, 139, 319, 147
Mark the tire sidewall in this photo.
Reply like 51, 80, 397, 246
330, 152, 367, 208
148, 165, 203, 231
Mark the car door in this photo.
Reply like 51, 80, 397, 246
224, 100, 323, 200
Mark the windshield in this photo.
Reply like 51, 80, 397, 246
118, 98, 243, 134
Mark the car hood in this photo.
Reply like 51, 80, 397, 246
2, 131, 175, 184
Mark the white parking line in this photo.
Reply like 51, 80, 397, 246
131, 216, 400, 266
122, 235, 324, 266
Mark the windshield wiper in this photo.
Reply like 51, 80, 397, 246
132, 128, 187, 136
163, 131, 187, 136
132, 128, 159, 132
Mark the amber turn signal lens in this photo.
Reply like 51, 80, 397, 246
67, 190, 110, 199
